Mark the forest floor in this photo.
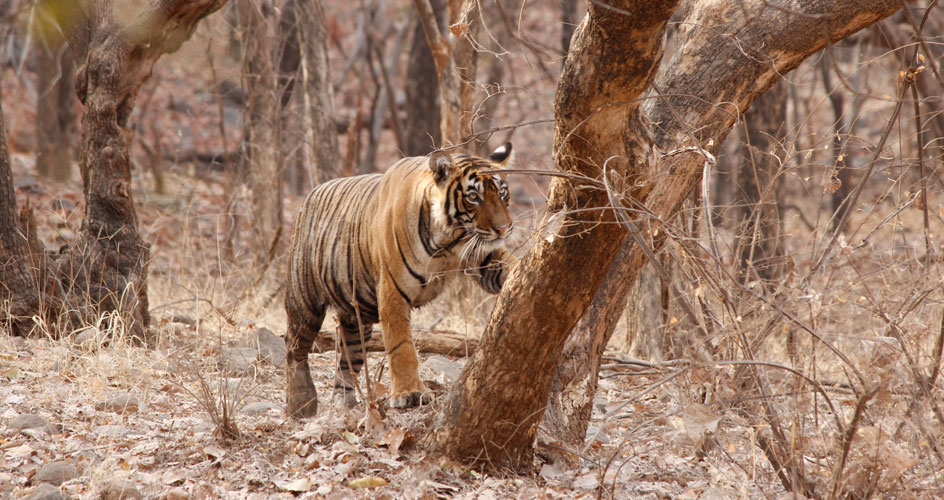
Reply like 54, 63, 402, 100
5, 3, 944, 499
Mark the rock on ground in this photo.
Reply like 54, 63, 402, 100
252, 327, 286, 368
26, 483, 65, 500
94, 394, 140, 414
34, 462, 77, 486
99, 480, 144, 500
9, 414, 58, 434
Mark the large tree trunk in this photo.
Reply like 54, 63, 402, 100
63, 0, 226, 337
426, 0, 906, 471
35, 34, 76, 182
295, 0, 340, 185
0, 102, 42, 336
403, 0, 444, 156
735, 81, 787, 284
426, 0, 674, 470
237, 0, 283, 267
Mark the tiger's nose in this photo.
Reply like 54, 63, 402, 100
494, 224, 510, 236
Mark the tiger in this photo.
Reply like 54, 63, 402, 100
284, 143, 518, 418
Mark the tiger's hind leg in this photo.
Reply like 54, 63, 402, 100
334, 316, 374, 408
285, 292, 326, 419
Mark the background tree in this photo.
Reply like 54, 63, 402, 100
402, 0, 444, 156
734, 81, 787, 284
61, 0, 228, 337
0, 102, 43, 336
236, 0, 282, 268
294, 0, 340, 186
34, 0, 76, 182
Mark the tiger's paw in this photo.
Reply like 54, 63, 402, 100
389, 387, 434, 409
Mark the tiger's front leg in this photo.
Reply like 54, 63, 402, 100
378, 273, 433, 408
477, 248, 519, 294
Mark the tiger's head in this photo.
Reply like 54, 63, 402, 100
429, 143, 514, 242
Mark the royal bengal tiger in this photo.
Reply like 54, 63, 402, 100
284, 143, 518, 417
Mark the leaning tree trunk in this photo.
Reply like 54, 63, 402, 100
0, 102, 42, 336
237, 0, 283, 267
403, 0, 444, 156
537, 0, 906, 476
427, 0, 675, 470
427, 0, 907, 471
734, 81, 787, 284
63, 0, 227, 337
295, 0, 341, 185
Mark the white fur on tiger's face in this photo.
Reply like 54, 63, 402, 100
284, 143, 519, 417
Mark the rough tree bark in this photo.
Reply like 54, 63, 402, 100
427, 0, 674, 469
403, 0, 444, 156
0, 103, 42, 336
295, 0, 340, 185
426, 0, 908, 471
237, 0, 283, 267
35, 29, 76, 182
63, 0, 227, 337
735, 81, 787, 283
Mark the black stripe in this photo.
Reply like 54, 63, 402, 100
384, 263, 413, 305
418, 200, 437, 255
388, 340, 407, 355
395, 233, 427, 286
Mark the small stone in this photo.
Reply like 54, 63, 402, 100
95, 393, 140, 414
420, 355, 465, 383
158, 488, 188, 500
251, 327, 285, 368
169, 314, 196, 327
220, 346, 258, 375
241, 401, 281, 416
34, 461, 77, 486
99, 480, 144, 500
10, 414, 58, 434
27, 483, 65, 500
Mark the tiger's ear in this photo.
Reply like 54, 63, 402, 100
428, 150, 456, 183
489, 142, 513, 165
